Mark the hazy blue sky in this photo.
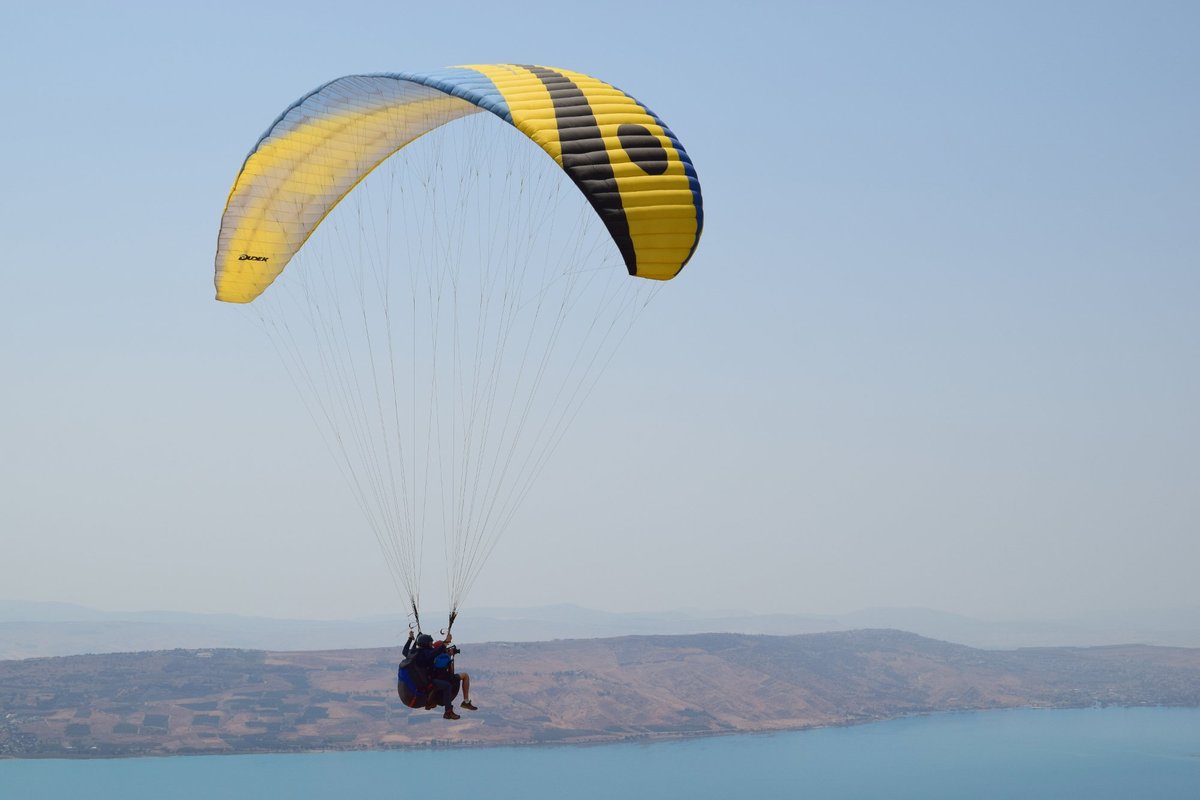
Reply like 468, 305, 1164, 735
2, 1, 1196, 622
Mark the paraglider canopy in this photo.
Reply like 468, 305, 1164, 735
216, 64, 704, 303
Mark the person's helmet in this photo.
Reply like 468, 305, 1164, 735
416, 633, 434, 648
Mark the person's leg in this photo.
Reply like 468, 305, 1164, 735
432, 678, 456, 717
458, 673, 478, 710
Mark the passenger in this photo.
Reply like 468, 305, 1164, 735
432, 633, 477, 714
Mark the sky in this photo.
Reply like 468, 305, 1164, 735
1, 1, 1197, 623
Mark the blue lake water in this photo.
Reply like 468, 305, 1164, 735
2, 707, 1198, 799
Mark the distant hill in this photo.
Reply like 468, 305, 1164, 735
3, 630, 1199, 758
3, 601, 1199, 659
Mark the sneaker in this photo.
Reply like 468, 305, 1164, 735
443, 709, 461, 720
460, 700, 478, 711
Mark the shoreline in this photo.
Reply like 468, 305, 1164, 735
5, 701, 1197, 761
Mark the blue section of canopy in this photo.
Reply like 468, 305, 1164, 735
388, 68, 513, 125
248, 69, 512, 159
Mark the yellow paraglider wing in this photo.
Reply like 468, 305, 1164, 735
214, 65, 704, 304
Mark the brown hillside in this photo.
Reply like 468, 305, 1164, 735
3, 630, 1198, 758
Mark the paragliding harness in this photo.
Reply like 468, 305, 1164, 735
396, 610, 461, 710
396, 656, 439, 709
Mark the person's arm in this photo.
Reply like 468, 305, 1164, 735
402, 630, 415, 657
